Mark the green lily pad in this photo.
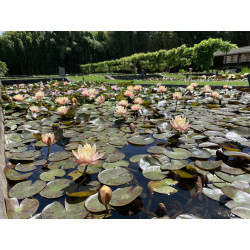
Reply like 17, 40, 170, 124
195, 160, 222, 171
161, 160, 187, 171
65, 181, 100, 197
202, 187, 224, 201
39, 169, 66, 182
9, 180, 46, 199
231, 207, 250, 219
129, 154, 149, 163
189, 148, 212, 159
215, 172, 250, 183
5, 198, 39, 219
103, 160, 129, 169
176, 214, 203, 219
48, 151, 73, 162
153, 132, 175, 140
173, 169, 197, 179
98, 167, 133, 186
220, 163, 246, 175
48, 158, 77, 170
223, 150, 250, 160
105, 150, 125, 163
109, 186, 143, 207
85, 193, 111, 213
40, 179, 72, 199
15, 163, 37, 172
148, 178, 178, 195
78, 164, 103, 174
11, 150, 41, 160
147, 146, 168, 154
41, 199, 88, 219
139, 156, 161, 171
127, 135, 154, 146
4, 167, 33, 181
142, 166, 166, 180
163, 148, 193, 160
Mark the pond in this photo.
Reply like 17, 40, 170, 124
1, 81, 250, 219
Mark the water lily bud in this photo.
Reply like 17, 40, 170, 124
200, 174, 208, 187
129, 123, 135, 132
98, 185, 112, 206
156, 203, 167, 217
156, 126, 162, 134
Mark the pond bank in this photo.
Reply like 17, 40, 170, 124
0, 101, 8, 219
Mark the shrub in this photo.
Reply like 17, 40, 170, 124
0, 61, 8, 77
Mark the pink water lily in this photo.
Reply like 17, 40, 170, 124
170, 116, 192, 132
13, 94, 24, 101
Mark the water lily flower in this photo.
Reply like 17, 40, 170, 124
13, 84, 18, 88
7, 90, 13, 94
116, 106, 127, 115
96, 95, 105, 104
29, 106, 40, 113
190, 82, 198, 88
13, 94, 24, 101
134, 97, 143, 104
64, 81, 68, 86
124, 90, 134, 98
134, 85, 142, 91
72, 143, 104, 167
211, 91, 220, 99
57, 106, 69, 115
212, 75, 217, 78
29, 84, 34, 88
173, 92, 182, 99
55, 97, 70, 105
53, 82, 58, 87
89, 88, 99, 96
111, 86, 118, 91
170, 116, 192, 132
156, 83, 162, 87
100, 86, 107, 91
19, 84, 25, 87
119, 100, 129, 107
82, 89, 89, 97
131, 104, 142, 111
41, 133, 55, 146
127, 86, 134, 91
157, 86, 167, 92
203, 85, 211, 93
186, 85, 194, 91
201, 75, 207, 79
223, 85, 228, 89
98, 185, 112, 208
34, 91, 44, 100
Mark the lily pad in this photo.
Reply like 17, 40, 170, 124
189, 148, 212, 159
39, 169, 66, 182
142, 166, 166, 180
85, 193, 111, 213
9, 180, 46, 199
15, 163, 37, 172
48, 151, 73, 162
161, 160, 187, 171
195, 160, 222, 171
223, 150, 250, 160
98, 167, 133, 186
139, 156, 161, 171
41, 199, 88, 219
4, 167, 33, 181
65, 181, 100, 197
163, 148, 193, 160
48, 158, 77, 170
40, 179, 72, 199
103, 160, 129, 169
130, 154, 149, 163
5, 198, 39, 219
109, 186, 143, 207
127, 135, 154, 146
147, 178, 178, 195
147, 146, 168, 154
202, 187, 224, 201
220, 163, 246, 175
231, 207, 250, 219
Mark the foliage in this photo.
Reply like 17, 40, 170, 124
0, 60, 8, 76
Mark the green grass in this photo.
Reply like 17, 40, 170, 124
68, 74, 249, 86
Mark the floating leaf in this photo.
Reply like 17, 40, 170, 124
130, 154, 149, 163
41, 199, 88, 219
223, 150, 250, 160
148, 178, 178, 195
139, 156, 161, 171
98, 167, 133, 186
5, 198, 39, 219
163, 148, 193, 160
105, 150, 125, 163
202, 187, 224, 201
147, 146, 168, 154
40, 179, 72, 199
4, 167, 32, 181
220, 163, 246, 175
173, 170, 197, 179
103, 160, 129, 169
189, 148, 212, 159
39, 169, 66, 182
161, 160, 187, 171
85, 193, 111, 212
195, 160, 222, 171
9, 180, 46, 199
48, 158, 77, 170
48, 151, 73, 162
127, 135, 154, 146
231, 207, 250, 219
142, 166, 166, 180
109, 186, 143, 207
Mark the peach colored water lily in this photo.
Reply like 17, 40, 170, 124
134, 85, 142, 91
57, 106, 69, 115
131, 104, 142, 111
173, 92, 182, 99
133, 97, 143, 104
13, 94, 24, 101
127, 86, 134, 91
116, 106, 127, 115
119, 100, 129, 107
72, 143, 104, 166
41, 133, 55, 146
157, 86, 167, 92
124, 90, 134, 98
211, 91, 220, 98
96, 95, 105, 104
98, 185, 112, 206
186, 85, 194, 91
34, 91, 44, 100
29, 106, 40, 113
55, 97, 69, 105
203, 85, 211, 93
190, 82, 198, 88
223, 85, 228, 89
170, 116, 192, 132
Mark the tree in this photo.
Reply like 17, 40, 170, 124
0, 61, 8, 76
191, 38, 238, 71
